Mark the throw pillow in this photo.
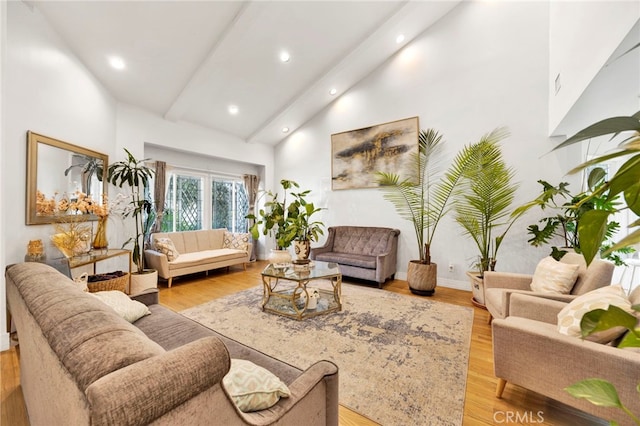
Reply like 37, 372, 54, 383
223, 232, 250, 252
74, 272, 89, 292
530, 256, 580, 294
223, 359, 291, 412
154, 237, 179, 261
557, 285, 631, 342
91, 290, 151, 323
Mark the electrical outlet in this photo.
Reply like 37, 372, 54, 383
448, 263, 454, 272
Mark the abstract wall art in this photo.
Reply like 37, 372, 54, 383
331, 116, 419, 190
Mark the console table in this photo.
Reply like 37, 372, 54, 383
48, 249, 132, 290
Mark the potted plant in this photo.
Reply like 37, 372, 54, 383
107, 148, 157, 293
551, 112, 640, 266
515, 177, 633, 265
247, 179, 324, 263
287, 195, 325, 261
452, 128, 522, 306
376, 128, 474, 295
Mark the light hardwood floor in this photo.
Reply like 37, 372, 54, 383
2, 261, 604, 425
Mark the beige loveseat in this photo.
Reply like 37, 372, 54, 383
6, 262, 339, 426
492, 291, 640, 425
309, 226, 400, 288
145, 229, 251, 287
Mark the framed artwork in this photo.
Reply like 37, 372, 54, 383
331, 116, 419, 190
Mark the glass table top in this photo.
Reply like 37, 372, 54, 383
261, 261, 340, 280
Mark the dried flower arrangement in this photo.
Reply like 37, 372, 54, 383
39, 190, 107, 257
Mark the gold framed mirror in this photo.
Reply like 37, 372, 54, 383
26, 131, 109, 225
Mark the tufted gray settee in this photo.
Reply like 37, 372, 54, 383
309, 226, 400, 288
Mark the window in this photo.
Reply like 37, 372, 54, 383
161, 170, 248, 233
212, 179, 249, 232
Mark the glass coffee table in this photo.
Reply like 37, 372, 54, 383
261, 261, 342, 320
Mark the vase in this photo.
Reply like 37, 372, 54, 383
130, 269, 158, 295
408, 261, 437, 296
294, 240, 311, 260
93, 216, 108, 250
466, 271, 487, 309
268, 249, 292, 265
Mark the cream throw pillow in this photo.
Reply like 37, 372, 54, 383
530, 256, 580, 294
223, 359, 290, 412
557, 285, 631, 341
91, 290, 151, 323
154, 237, 179, 261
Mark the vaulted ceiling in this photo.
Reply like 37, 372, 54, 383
33, 1, 461, 145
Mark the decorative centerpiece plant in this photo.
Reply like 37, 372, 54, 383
376, 128, 474, 295
107, 148, 156, 274
247, 179, 324, 260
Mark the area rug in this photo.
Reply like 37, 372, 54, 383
181, 282, 474, 425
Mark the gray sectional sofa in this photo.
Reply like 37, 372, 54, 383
6, 262, 339, 426
310, 226, 400, 288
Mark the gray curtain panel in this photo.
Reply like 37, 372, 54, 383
243, 174, 260, 261
151, 161, 167, 235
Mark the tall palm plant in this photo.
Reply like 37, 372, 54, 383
453, 128, 520, 274
376, 128, 473, 265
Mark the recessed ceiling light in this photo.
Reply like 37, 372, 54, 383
329, 88, 337, 96
396, 34, 405, 44
228, 105, 239, 115
108, 56, 126, 70
280, 51, 291, 63
282, 127, 290, 133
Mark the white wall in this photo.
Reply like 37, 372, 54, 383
116, 104, 273, 176
1, 1, 118, 350
0, 0, 8, 351
275, 1, 581, 289
549, 1, 639, 135
0, 2, 275, 351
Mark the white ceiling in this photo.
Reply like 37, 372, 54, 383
33, 1, 461, 146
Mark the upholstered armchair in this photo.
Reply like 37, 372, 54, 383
492, 292, 640, 425
484, 253, 614, 321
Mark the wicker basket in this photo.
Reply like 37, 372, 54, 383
87, 271, 129, 293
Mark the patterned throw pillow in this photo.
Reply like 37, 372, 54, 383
223, 231, 250, 252
154, 237, 179, 261
530, 256, 580, 294
557, 285, 631, 342
223, 359, 291, 412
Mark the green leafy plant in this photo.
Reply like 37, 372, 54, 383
515, 178, 633, 265
565, 304, 640, 425
375, 128, 472, 264
552, 111, 640, 266
453, 127, 522, 274
107, 148, 156, 272
247, 179, 324, 249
